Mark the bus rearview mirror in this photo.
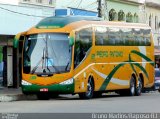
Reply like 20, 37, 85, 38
69, 37, 74, 46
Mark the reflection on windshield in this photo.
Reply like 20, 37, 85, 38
23, 33, 72, 74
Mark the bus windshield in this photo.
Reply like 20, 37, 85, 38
23, 33, 72, 74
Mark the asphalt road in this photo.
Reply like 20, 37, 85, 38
0, 91, 160, 113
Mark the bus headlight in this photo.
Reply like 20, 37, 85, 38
21, 80, 32, 86
59, 78, 74, 85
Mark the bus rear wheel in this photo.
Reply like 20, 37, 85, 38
79, 78, 94, 99
129, 76, 136, 96
118, 76, 136, 96
135, 77, 143, 96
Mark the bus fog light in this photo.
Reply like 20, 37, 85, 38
60, 78, 73, 85
22, 80, 32, 85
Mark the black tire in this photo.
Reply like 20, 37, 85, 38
37, 93, 50, 100
128, 76, 136, 96
79, 78, 94, 99
50, 93, 59, 98
118, 77, 136, 96
118, 90, 127, 96
135, 77, 143, 96
93, 92, 102, 98
158, 89, 160, 93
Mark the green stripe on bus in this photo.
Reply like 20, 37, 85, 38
129, 54, 138, 76
130, 61, 149, 79
22, 82, 75, 94
99, 63, 125, 91
131, 50, 154, 66
99, 51, 153, 91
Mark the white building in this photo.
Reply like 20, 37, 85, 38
145, 0, 160, 47
0, 0, 54, 35
0, 0, 55, 88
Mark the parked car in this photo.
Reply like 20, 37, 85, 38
154, 68, 160, 92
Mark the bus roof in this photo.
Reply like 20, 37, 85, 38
26, 16, 150, 34
36, 16, 101, 29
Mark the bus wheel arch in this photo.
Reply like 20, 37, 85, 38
79, 75, 94, 99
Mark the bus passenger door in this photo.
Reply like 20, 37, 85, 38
74, 28, 93, 92
74, 28, 92, 69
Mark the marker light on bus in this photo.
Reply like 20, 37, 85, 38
59, 78, 73, 85
21, 80, 32, 86
40, 88, 48, 92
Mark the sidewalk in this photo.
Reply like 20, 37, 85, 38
0, 87, 36, 102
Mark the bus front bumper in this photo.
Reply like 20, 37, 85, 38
21, 79, 74, 94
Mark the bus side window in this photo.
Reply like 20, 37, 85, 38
143, 29, 151, 46
133, 28, 142, 46
95, 27, 108, 45
108, 28, 121, 45
127, 29, 134, 46
121, 28, 134, 46
74, 28, 92, 68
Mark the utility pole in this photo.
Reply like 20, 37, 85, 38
97, 0, 102, 17
102, 0, 108, 20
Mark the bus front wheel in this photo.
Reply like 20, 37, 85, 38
79, 78, 94, 99
37, 93, 50, 100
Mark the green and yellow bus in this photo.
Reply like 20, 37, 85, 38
14, 16, 154, 99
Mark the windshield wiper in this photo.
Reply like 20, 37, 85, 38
31, 36, 60, 74
65, 62, 70, 71
31, 48, 45, 74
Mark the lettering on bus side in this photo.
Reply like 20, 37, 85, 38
97, 51, 108, 58
109, 51, 123, 57
91, 51, 123, 59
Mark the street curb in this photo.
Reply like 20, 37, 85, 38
0, 94, 37, 102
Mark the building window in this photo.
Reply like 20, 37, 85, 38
109, 9, 118, 21
133, 13, 138, 23
36, 0, 42, 3
118, 10, 125, 21
126, 12, 133, 22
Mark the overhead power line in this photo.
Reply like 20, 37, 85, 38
81, 1, 97, 11
0, 6, 46, 18
72, 1, 97, 15
76, 0, 83, 9
65, 0, 77, 8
